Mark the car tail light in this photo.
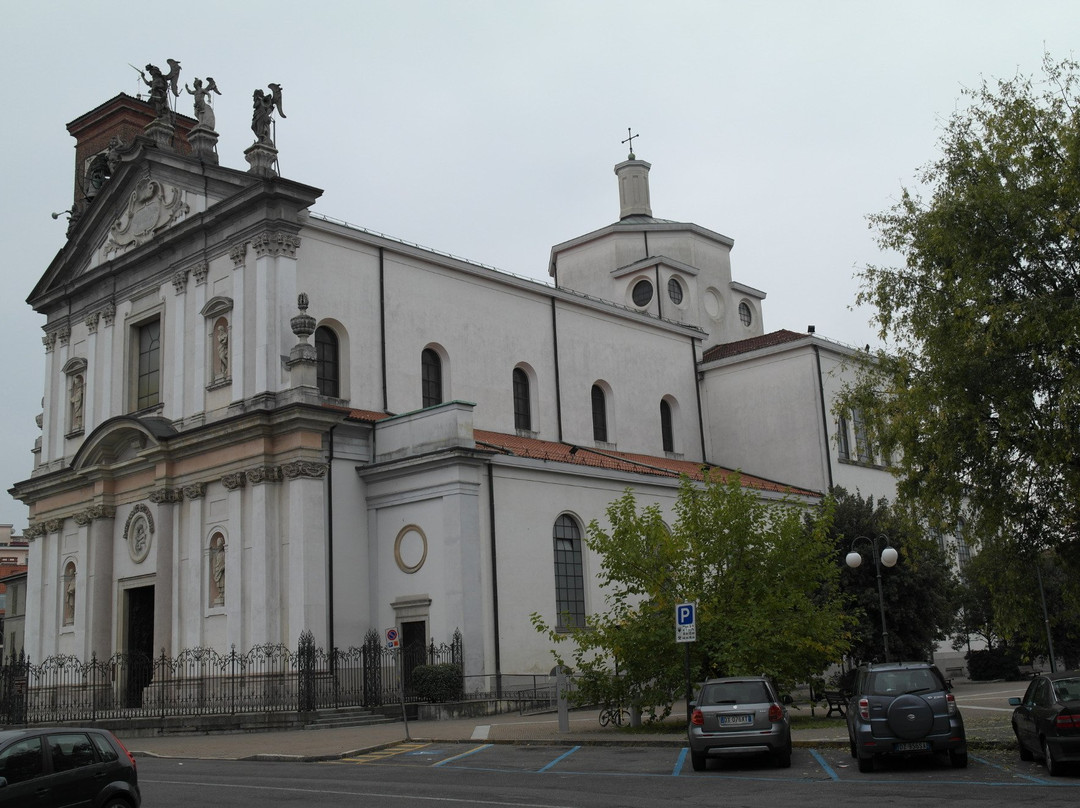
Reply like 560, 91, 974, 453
858, 697, 870, 721
946, 693, 957, 717
691, 708, 704, 726
768, 703, 783, 723
113, 733, 137, 771
1055, 713, 1080, 730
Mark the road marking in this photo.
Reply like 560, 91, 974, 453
472, 724, 491, 740
335, 742, 430, 765
809, 748, 840, 781
538, 745, 581, 772
433, 743, 493, 767
673, 747, 688, 775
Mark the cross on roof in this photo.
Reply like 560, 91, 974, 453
621, 127, 639, 159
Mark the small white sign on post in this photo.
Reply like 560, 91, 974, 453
675, 602, 697, 643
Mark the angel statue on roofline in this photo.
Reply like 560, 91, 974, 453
185, 76, 221, 130
251, 83, 286, 145
139, 58, 182, 118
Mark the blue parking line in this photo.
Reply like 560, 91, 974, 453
970, 754, 1052, 785
673, 747, 688, 776
432, 743, 492, 767
809, 748, 840, 781
538, 745, 581, 772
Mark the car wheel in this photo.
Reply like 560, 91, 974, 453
1044, 738, 1062, 776
857, 752, 874, 773
691, 750, 706, 772
848, 729, 858, 759
949, 749, 968, 769
101, 798, 134, 808
774, 747, 792, 768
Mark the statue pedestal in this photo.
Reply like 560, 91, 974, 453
245, 142, 279, 177
189, 126, 219, 165
144, 117, 176, 151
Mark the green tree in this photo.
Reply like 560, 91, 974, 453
829, 489, 957, 664
532, 473, 850, 718
844, 56, 1080, 552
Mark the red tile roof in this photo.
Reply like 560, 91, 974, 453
702, 329, 808, 362
329, 409, 816, 496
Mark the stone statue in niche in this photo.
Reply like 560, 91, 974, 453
63, 563, 76, 625
185, 77, 221, 130
210, 533, 225, 606
215, 321, 229, 378
70, 374, 84, 432
251, 83, 285, 144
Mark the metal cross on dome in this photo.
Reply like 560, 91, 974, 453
622, 127, 639, 159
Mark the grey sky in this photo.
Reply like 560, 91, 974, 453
1, 0, 1076, 528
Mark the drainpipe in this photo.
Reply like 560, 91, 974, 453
551, 298, 564, 442
327, 424, 338, 654
810, 330, 834, 490
487, 463, 502, 697
693, 337, 707, 464
379, 248, 388, 412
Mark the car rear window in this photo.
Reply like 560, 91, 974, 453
866, 668, 943, 696
1053, 678, 1080, 702
90, 732, 119, 762
699, 681, 771, 705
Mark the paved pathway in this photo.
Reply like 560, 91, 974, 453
123, 680, 1026, 762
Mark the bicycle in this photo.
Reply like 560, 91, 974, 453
598, 705, 630, 727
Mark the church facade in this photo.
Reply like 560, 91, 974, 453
12, 85, 901, 682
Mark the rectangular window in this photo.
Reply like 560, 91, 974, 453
852, 408, 872, 463
837, 414, 851, 460
135, 318, 161, 410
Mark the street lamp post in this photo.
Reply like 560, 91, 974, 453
845, 535, 899, 662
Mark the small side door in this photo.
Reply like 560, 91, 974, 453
1014, 678, 1045, 753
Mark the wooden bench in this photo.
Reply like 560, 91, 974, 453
822, 690, 847, 718
1018, 664, 1041, 678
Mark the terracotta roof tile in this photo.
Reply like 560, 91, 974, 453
702, 329, 808, 362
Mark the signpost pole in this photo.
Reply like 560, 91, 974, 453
675, 603, 697, 725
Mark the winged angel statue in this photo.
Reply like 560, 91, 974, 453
252, 83, 286, 145
139, 59, 182, 118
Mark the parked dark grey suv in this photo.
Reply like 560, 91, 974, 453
0, 727, 140, 807
846, 662, 967, 772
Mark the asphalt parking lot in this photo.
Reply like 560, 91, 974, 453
326, 741, 1080, 787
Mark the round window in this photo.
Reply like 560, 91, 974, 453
738, 301, 752, 327
632, 279, 653, 307
667, 277, 684, 305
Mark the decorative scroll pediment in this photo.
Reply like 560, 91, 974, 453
104, 176, 189, 258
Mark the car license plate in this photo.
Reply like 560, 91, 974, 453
719, 714, 753, 726
894, 741, 930, 752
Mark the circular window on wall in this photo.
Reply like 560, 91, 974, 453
631, 279, 654, 307
394, 525, 429, 574
738, 301, 753, 327
667, 277, 684, 305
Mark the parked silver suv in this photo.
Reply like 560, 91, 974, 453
846, 661, 967, 772
687, 676, 792, 771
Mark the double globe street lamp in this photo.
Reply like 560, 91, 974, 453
845, 535, 899, 662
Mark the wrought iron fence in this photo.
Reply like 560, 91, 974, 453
0, 630, 463, 726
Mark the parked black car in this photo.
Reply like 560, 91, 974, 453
1010, 669, 1080, 776
0, 727, 140, 807
846, 661, 967, 772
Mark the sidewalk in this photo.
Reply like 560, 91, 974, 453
123, 680, 1025, 762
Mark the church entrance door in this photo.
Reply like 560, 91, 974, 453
123, 585, 155, 708
401, 620, 426, 697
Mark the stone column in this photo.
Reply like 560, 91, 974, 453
229, 245, 247, 404
246, 465, 282, 645
182, 483, 206, 648
282, 461, 328, 647
191, 262, 209, 416
100, 303, 116, 416
221, 472, 246, 650
149, 488, 181, 655
169, 270, 189, 421
23, 524, 47, 660
84, 312, 100, 432
251, 231, 300, 398
80, 505, 116, 660
52, 326, 71, 463
40, 333, 57, 468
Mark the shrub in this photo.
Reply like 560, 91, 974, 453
411, 663, 464, 702
965, 647, 1021, 681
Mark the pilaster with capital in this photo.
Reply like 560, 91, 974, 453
172, 269, 190, 295
246, 465, 283, 485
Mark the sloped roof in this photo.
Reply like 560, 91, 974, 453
332, 408, 814, 496
701, 329, 808, 362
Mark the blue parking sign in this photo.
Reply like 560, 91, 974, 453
676, 602, 696, 642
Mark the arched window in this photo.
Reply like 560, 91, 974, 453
591, 385, 607, 442
660, 399, 674, 453
553, 515, 585, 629
315, 326, 340, 398
422, 348, 443, 407
513, 367, 531, 431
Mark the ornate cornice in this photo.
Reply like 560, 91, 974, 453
171, 269, 190, 295
148, 487, 184, 504
182, 482, 207, 499
252, 231, 301, 259
191, 260, 209, 285
282, 460, 328, 480
229, 243, 247, 268
221, 472, 247, 490
246, 465, 283, 485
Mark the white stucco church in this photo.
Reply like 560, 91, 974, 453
11, 84, 902, 681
